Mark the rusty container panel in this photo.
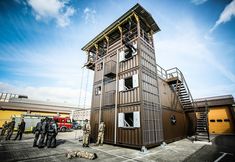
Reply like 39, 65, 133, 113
117, 105, 142, 146
162, 108, 187, 143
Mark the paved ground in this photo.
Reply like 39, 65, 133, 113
0, 130, 234, 162
186, 135, 235, 162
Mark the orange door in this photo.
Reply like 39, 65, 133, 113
208, 106, 234, 134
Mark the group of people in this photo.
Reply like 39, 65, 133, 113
33, 117, 58, 148
1, 117, 105, 149
1, 118, 25, 141
82, 119, 106, 147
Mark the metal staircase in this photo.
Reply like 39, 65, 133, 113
157, 66, 196, 112
156, 65, 210, 141
195, 102, 210, 142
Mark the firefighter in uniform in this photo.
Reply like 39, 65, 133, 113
122, 33, 137, 58
82, 119, 90, 147
38, 117, 48, 148
5, 118, 15, 140
47, 119, 58, 148
95, 121, 105, 146
14, 119, 25, 140
33, 119, 43, 147
1, 121, 8, 136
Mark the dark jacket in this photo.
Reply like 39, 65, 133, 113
48, 121, 57, 135
18, 121, 25, 133
42, 121, 49, 134
34, 121, 43, 133
8, 121, 15, 130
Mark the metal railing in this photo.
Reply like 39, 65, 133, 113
156, 64, 198, 111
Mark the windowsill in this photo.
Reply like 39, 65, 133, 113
120, 127, 138, 129
122, 87, 137, 92
124, 56, 133, 61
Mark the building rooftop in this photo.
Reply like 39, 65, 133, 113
82, 3, 160, 51
195, 95, 234, 107
0, 92, 82, 113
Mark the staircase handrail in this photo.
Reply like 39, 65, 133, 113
156, 65, 198, 111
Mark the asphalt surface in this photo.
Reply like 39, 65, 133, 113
185, 135, 235, 162
0, 130, 234, 162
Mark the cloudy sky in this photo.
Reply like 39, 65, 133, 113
0, 0, 235, 107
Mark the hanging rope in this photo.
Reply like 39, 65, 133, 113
78, 67, 85, 108
83, 69, 90, 109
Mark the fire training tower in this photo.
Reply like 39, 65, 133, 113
82, 4, 164, 148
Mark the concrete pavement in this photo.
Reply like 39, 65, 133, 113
0, 130, 231, 162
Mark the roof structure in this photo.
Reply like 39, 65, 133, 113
195, 95, 234, 108
82, 3, 160, 51
0, 98, 81, 113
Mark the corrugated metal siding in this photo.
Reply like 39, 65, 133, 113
92, 84, 101, 108
103, 91, 115, 106
90, 108, 99, 142
108, 40, 121, 55
140, 38, 164, 145
94, 60, 103, 83
119, 69, 140, 105
102, 108, 115, 143
117, 105, 142, 146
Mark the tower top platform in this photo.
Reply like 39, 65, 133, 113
81, 3, 160, 51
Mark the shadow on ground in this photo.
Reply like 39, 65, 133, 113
184, 135, 235, 162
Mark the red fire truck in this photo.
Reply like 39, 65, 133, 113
53, 116, 72, 132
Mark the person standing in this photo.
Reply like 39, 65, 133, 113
33, 119, 43, 147
1, 121, 8, 136
82, 119, 90, 147
14, 119, 26, 140
95, 121, 105, 146
38, 117, 48, 148
46, 119, 58, 148
5, 118, 15, 140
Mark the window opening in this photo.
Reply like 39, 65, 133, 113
97, 62, 103, 71
124, 113, 133, 127
95, 86, 101, 95
224, 119, 230, 122
217, 119, 223, 122
210, 119, 215, 122
125, 77, 133, 90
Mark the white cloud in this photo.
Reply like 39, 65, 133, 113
27, 0, 75, 27
210, 0, 235, 32
0, 82, 92, 108
191, 0, 208, 5
156, 18, 235, 98
83, 7, 96, 24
